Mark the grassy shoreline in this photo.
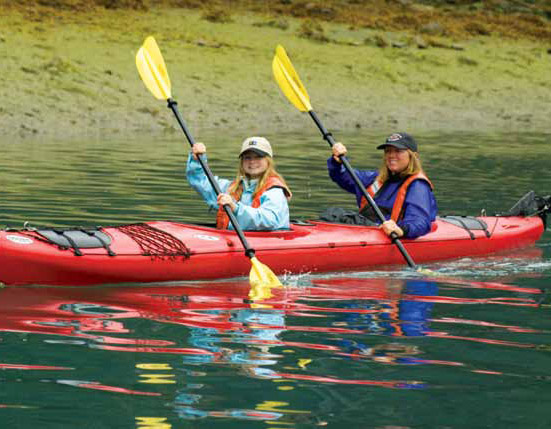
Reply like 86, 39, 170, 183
1, 5, 550, 139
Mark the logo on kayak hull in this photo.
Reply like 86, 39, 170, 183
193, 234, 220, 241
6, 235, 34, 245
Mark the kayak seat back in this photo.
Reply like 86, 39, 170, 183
439, 216, 491, 239
37, 228, 115, 257
291, 219, 316, 226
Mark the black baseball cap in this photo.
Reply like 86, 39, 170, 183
376, 132, 418, 152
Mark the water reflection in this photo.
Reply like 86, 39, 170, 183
1, 274, 547, 427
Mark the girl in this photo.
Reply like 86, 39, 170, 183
187, 137, 292, 230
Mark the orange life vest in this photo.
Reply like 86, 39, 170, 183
216, 175, 292, 230
359, 172, 434, 222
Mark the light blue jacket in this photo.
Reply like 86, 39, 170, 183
186, 153, 290, 231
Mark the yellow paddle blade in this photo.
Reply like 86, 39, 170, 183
135, 36, 172, 100
248, 256, 282, 301
298, 359, 312, 369
272, 44, 312, 112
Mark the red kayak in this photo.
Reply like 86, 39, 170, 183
0, 211, 547, 286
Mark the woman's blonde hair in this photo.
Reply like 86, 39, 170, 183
229, 156, 290, 199
377, 149, 424, 183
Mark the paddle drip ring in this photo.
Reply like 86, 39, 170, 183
116, 223, 190, 259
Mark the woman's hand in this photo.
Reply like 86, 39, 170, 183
191, 142, 206, 160
381, 220, 404, 238
332, 142, 347, 162
217, 193, 237, 212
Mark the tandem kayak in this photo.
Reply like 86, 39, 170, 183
0, 208, 549, 286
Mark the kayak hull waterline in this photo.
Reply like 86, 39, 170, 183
0, 216, 545, 286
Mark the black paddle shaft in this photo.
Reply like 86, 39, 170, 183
308, 110, 417, 269
167, 99, 256, 259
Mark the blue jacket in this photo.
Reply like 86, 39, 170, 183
186, 153, 290, 231
327, 157, 437, 238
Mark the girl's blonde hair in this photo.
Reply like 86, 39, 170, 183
377, 149, 423, 183
229, 156, 290, 199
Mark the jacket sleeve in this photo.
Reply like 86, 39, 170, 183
327, 157, 379, 206
398, 180, 437, 239
233, 188, 290, 230
186, 153, 231, 210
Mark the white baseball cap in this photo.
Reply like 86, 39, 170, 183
239, 136, 273, 158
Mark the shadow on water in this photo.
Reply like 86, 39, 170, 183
1, 131, 551, 428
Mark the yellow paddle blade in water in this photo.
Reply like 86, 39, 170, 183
272, 44, 312, 112
136, 36, 172, 100
248, 256, 282, 301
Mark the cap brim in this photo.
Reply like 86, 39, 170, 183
239, 148, 270, 158
376, 142, 409, 150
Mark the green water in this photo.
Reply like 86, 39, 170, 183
1, 131, 550, 428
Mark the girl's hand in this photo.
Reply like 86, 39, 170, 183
381, 220, 404, 238
217, 193, 237, 212
192, 142, 206, 160
332, 142, 347, 162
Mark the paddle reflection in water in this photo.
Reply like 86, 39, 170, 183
1, 272, 548, 427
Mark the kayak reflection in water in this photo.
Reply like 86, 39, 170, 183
186, 136, 292, 231
324, 132, 438, 239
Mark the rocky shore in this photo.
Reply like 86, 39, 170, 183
1, 1, 550, 139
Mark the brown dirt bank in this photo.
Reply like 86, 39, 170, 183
4, 0, 551, 41
0, 3, 550, 139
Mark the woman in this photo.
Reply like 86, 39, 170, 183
187, 136, 292, 230
327, 132, 437, 239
